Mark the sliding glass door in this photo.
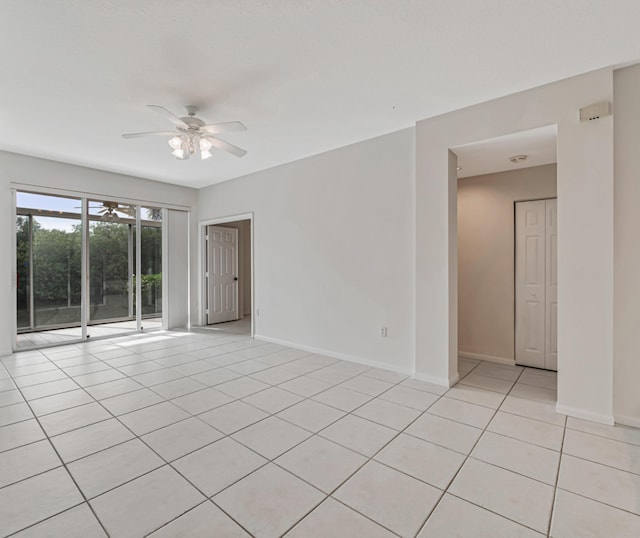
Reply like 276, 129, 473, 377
16, 193, 82, 346
15, 192, 164, 350
86, 200, 134, 338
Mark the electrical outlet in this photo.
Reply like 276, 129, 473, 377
256, 308, 260, 317
380, 326, 388, 337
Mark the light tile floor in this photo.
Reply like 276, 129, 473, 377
1, 326, 640, 537
16, 319, 163, 350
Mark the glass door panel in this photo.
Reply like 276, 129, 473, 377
88, 200, 137, 337
15, 191, 83, 348
32, 215, 82, 332
16, 216, 30, 330
140, 207, 162, 327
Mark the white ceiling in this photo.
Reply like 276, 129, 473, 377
454, 125, 557, 179
1, 1, 639, 189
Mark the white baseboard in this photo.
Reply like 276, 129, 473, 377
613, 414, 640, 429
253, 334, 413, 377
458, 351, 515, 366
556, 403, 614, 425
413, 371, 459, 388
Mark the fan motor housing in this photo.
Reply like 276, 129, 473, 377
181, 116, 205, 128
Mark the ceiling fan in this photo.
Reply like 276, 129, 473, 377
98, 201, 135, 219
122, 105, 247, 160
78, 201, 136, 220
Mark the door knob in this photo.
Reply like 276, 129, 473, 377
234, 277, 238, 281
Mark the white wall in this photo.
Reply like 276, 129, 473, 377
198, 128, 416, 373
0, 151, 198, 355
613, 64, 640, 427
163, 209, 190, 329
458, 164, 557, 363
416, 69, 614, 423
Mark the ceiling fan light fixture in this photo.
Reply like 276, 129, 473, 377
123, 105, 247, 161
168, 135, 182, 150
199, 137, 213, 159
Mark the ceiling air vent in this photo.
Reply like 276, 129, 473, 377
509, 154, 528, 164
579, 101, 611, 122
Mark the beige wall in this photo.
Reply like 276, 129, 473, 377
458, 164, 557, 362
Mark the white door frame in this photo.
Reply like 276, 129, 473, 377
199, 212, 254, 337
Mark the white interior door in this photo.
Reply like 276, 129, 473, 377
515, 199, 558, 370
545, 199, 558, 370
206, 226, 239, 324
515, 200, 547, 369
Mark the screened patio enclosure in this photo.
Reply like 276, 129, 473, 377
16, 191, 163, 350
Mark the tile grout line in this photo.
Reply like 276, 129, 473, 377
4, 376, 623, 530
1, 330, 352, 537
1, 362, 113, 538
240, 365, 418, 538
241, 367, 457, 536
129, 337, 345, 537
35, 342, 260, 537
132, 357, 413, 537
407, 358, 489, 537
5, 335, 620, 538
411, 362, 550, 537
3, 339, 312, 433
3, 344, 346, 468
0, 348, 595, 537
2, 342, 413, 499
547, 413, 568, 538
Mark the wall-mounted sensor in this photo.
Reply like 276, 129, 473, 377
579, 101, 611, 122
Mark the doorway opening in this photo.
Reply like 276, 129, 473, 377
201, 214, 253, 337
453, 125, 559, 398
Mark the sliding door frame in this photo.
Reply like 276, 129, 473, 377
11, 185, 180, 351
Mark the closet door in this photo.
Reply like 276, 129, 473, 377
515, 199, 558, 370
515, 200, 546, 369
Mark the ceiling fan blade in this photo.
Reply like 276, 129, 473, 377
121, 206, 136, 216
200, 121, 247, 135
122, 131, 177, 139
205, 136, 247, 158
147, 105, 189, 129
